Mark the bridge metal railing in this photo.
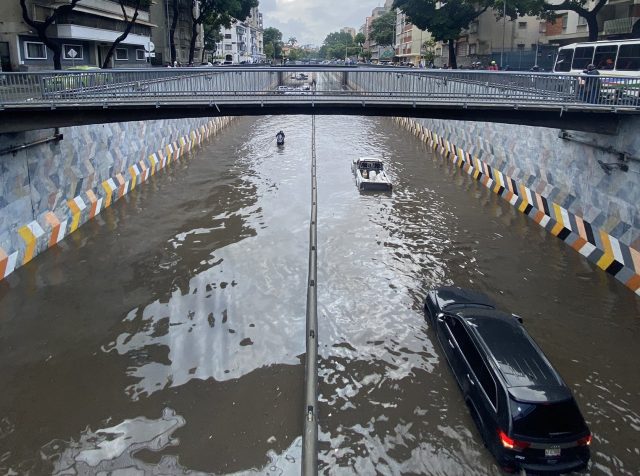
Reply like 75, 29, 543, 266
0, 67, 639, 110
345, 69, 640, 107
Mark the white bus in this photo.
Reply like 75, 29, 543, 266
553, 39, 640, 75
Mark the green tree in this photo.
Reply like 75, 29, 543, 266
189, 0, 258, 65
393, 0, 490, 68
354, 32, 366, 46
287, 47, 303, 61
370, 10, 396, 47
264, 27, 283, 60
320, 31, 354, 59
422, 38, 436, 64
264, 42, 275, 59
202, 14, 225, 62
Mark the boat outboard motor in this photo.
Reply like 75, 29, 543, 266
276, 131, 285, 145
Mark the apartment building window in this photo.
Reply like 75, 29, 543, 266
458, 43, 469, 56
561, 14, 568, 30
517, 43, 525, 50
539, 22, 547, 33
115, 48, 128, 60
25, 41, 47, 59
469, 44, 477, 55
469, 21, 478, 34
225, 34, 232, 39
518, 21, 527, 29
225, 44, 232, 50
577, 16, 587, 27
63, 44, 83, 60
136, 49, 146, 61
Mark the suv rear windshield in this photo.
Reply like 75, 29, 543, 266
509, 398, 587, 438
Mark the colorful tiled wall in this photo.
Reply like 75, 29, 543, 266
394, 116, 640, 296
0, 117, 233, 281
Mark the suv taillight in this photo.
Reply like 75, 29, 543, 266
577, 434, 592, 446
498, 429, 531, 451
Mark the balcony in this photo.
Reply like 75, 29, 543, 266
603, 17, 640, 34
55, 24, 150, 46
54, 0, 151, 23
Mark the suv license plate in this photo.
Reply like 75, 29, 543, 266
545, 448, 561, 457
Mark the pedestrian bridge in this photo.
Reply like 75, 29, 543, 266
1, 67, 639, 133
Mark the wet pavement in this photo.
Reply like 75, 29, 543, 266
1, 111, 639, 475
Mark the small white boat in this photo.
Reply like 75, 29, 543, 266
351, 157, 392, 192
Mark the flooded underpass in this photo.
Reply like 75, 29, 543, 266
1, 113, 639, 475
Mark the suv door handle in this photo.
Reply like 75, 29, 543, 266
448, 339, 455, 349
467, 374, 475, 386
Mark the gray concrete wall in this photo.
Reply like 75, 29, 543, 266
0, 116, 233, 280
393, 115, 640, 295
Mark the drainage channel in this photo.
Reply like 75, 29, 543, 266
302, 115, 319, 475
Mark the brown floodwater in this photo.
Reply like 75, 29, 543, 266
1, 110, 639, 475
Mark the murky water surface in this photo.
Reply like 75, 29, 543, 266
1, 109, 639, 475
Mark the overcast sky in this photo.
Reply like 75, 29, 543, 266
259, 0, 385, 46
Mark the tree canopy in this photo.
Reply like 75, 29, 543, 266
369, 10, 396, 47
264, 27, 284, 59
319, 31, 355, 59
393, 0, 490, 68
394, 0, 608, 67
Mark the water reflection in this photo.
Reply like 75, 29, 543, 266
45, 408, 187, 475
43, 408, 301, 476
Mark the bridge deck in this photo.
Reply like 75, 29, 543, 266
1, 67, 638, 133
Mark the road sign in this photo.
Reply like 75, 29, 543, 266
68, 48, 78, 59
147, 41, 155, 53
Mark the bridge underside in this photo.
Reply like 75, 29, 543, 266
0, 104, 622, 134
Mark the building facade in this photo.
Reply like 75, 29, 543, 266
340, 27, 356, 38
216, 6, 264, 64
544, 0, 640, 45
427, 10, 547, 69
364, 3, 393, 62
394, 11, 431, 65
1, 0, 154, 71
150, 0, 203, 66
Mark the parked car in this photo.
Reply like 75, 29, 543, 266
424, 287, 592, 473
276, 85, 292, 94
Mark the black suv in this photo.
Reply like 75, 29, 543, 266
424, 287, 591, 473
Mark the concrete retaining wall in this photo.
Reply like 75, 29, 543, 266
394, 116, 640, 296
0, 116, 233, 281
